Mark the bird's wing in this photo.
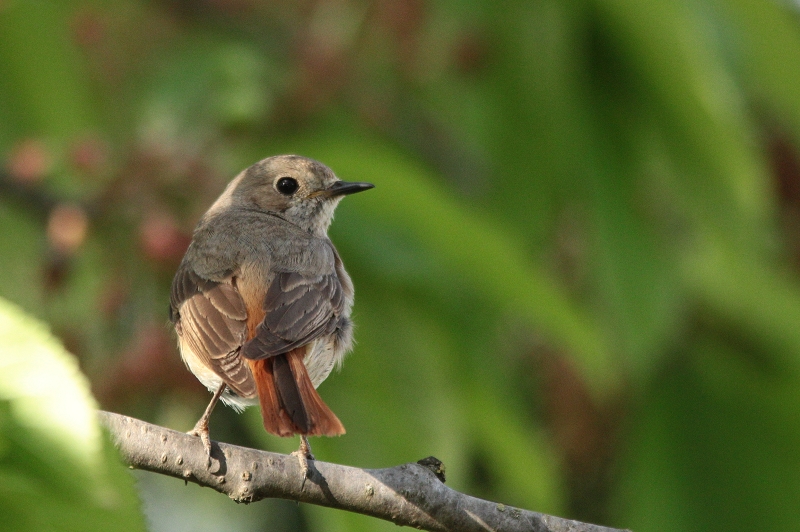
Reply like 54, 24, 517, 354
242, 271, 345, 360
170, 266, 255, 397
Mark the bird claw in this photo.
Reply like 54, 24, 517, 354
188, 422, 213, 458
291, 436, 315, 490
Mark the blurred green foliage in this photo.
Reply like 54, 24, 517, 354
0, 297, 144, 532
2, 0, 800, 530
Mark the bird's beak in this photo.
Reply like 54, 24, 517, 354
325, 180, 375, 197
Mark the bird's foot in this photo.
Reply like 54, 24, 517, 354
291, 436, 315, 490
188, 419, 213, 457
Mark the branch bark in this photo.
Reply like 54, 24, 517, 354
99, 411, 629, 532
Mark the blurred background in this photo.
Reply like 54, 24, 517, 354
2, 0, 800, 531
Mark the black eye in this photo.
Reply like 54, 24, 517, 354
276, 177, 299, 195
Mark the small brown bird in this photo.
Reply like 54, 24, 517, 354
169, 155, 373, 463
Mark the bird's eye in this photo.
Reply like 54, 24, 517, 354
275, 177, 299, 195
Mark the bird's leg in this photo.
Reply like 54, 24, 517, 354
188, 383, 227, 456
291, 435, 315, 489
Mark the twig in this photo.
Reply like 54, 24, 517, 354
99, 411, 629, 532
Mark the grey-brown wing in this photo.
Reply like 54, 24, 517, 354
242, 271, 345, 360
170, 266, 255, 397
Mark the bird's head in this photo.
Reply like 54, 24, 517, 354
212, 155, 373, 235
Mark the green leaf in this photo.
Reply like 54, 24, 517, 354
596, 0, 773, 244
721, 0, 800, 143
683, 241, 800, 373
0, 297, 145, 532
616, 334, 800, 532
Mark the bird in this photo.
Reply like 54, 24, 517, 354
169, 155, 373, 470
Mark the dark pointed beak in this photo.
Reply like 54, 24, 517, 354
326, 180, 375, 197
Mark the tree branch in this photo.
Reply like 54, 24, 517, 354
99, 411, 629, 532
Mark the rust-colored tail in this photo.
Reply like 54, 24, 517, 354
248, 348, 345, 437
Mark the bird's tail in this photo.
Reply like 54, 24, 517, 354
247, 348, 345, 437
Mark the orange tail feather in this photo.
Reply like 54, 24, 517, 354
248, 348, 345, 437
247, 358, 296, 437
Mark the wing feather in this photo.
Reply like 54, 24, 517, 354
170, 266, 254, 397
242, 271, 345, 360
